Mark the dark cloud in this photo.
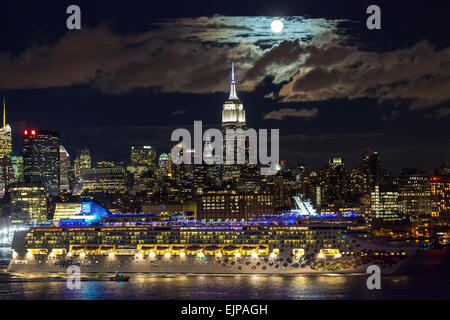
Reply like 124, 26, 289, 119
276, 40, 450, 109
0, 17, 449, 113
263, 107, 318, 120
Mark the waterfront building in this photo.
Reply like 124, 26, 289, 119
197, 190, 274, 221
9, 182, 47, 225
76, 167, 127, 196
398, 168, 431, 238
23, 130, 60, 195
370, 182, 403, 222
430, 163, 450, 244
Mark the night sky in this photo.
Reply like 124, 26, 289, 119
0, 0, 449, 173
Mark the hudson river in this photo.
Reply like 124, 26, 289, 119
1, 248, 449, 300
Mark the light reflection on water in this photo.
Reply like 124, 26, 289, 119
0, 248, 449, 300
0, 272, 448, 300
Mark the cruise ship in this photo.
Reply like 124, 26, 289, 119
7, 200, 417, 274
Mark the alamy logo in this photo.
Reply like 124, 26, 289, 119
171, 121, 279, 175
66, 265, 81, 290
366, 265, 381, 290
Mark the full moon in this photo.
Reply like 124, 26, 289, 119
271, 19, 284, 33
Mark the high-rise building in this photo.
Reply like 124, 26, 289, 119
76, 167, 127, 196
23, 130, 60, 195
130, 145, 156, 166
0, 97, 11, 157
127, 145, 156, 194
358, 148, 387, 195
59, 146, 72, 192
9, 182, 47, 225
158, 153, 170, 178
221, 63, 248, 182
398, 168, 431, 237
320, 158, 349, 205
74, 147, 91, 178
197, 190, 274, 221
10, 152, 24, 183
429, 164, 450, 244
370, 182, 403, 223
430, 164, 450, 219
0, 97, 13, 195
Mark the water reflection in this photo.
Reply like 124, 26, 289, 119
0, 272, 448, 300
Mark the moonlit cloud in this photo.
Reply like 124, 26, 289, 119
0, 16, 449, 111
0, 16, 337, 95
263, 107, 318, 120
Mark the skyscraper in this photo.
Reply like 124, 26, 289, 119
10, 152, 24, 183
23, 130, 60, 195
9, 182, 47, 225
321, 158, 349, 205
398, 168, 431, 237
74, 147, 91, 178
221, 63, 248, 182
0, 97, 12, 158
128, 145, 156, 193
0, 97, 14, 196
59, 145, 72, 192
158, 153, 170, 178
429, 164, 450, 243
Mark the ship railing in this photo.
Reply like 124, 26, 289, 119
154, 245, 171, 255
99, 245, 115, 255
170, 245, 187, 255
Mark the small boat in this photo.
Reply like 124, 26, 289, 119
110, 272, 129, 282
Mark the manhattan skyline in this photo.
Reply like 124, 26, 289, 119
0, 0, 449, 173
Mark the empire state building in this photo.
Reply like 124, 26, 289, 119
221, 63, 250, 183
222, 63, 246, 127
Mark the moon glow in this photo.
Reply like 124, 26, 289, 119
271, 19, 284, 33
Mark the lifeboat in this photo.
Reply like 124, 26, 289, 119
204, 245, 221, 255
240, 245, 258, 255
222, 245, 240, 255
257, 245, 269, 255
186, 245, 203, 255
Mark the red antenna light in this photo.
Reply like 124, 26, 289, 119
31, 130, 36, 135
24, 130, 28, 135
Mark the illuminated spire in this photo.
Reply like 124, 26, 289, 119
229, 62, 238, 100
2, 97, 5, 128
